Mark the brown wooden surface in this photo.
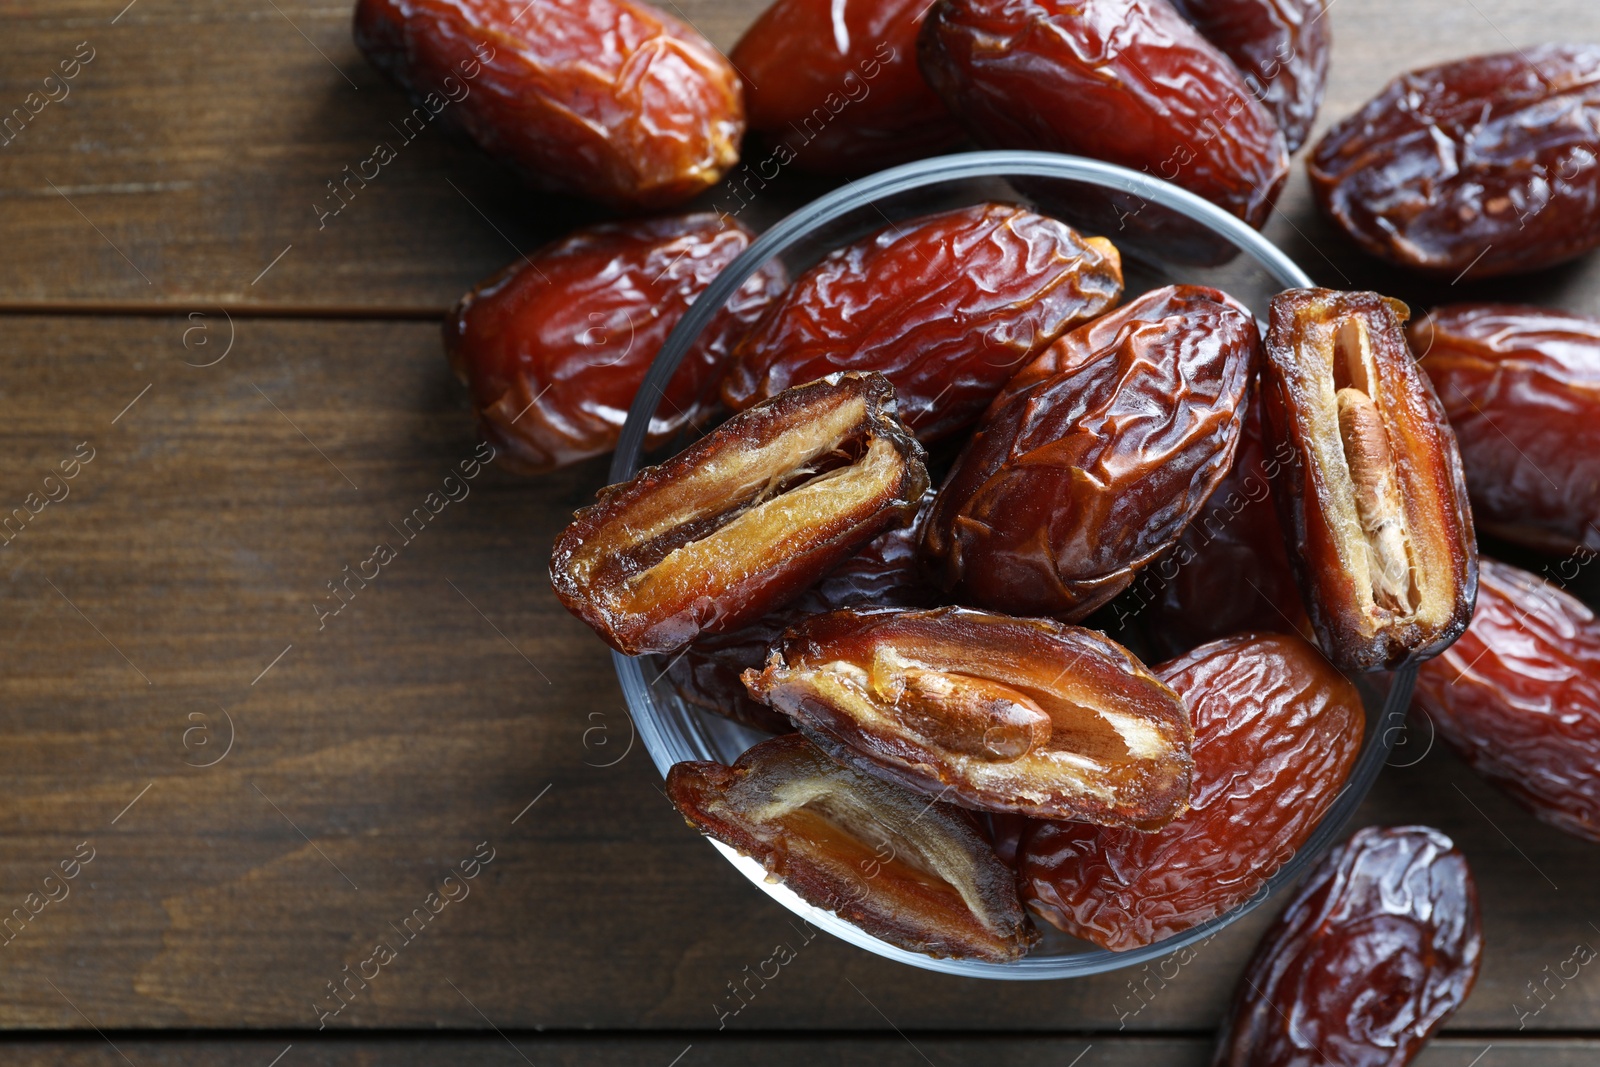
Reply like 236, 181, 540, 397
4, 0, 1600, 1060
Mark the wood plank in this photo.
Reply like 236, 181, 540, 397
3, 313, 1599, 1031
3, 0, 1600, 312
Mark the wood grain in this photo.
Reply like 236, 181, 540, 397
2, 0, 1599, 313
0, 314, 1598, 1033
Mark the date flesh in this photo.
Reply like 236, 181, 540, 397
731, 0, 962, 173
353, 0, 743, 210
447, 215, 786, 474
918, 0, 1290, 228
667, 733, 1037, 961
722, 203, 1124, 443
1019, 633, 1366, 952
1168, 0, 1330, 153
1310, 45, 1600, 277
550, 373, 928, 655
744, 607, 1194, 829
1414, 559, 1600, 844
1410, 304, 1600, 554
1263, 289, 1477, 671
667, 489, 937, 733
923, 285, 1258, 621
1211, 826, 1482, 1067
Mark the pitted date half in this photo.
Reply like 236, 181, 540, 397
353, 0, 743, 210
1212, 826, 1482, 1067
1019, 633, 1365, 952
722, 203, 1124, 443
1411, 304, 1600, 555
667, 733, 1037, 961
744, 607, 1194, 829
918, 0, 1290, 228
1168, 0, 1331, 153
923, 285, 1258, 621
666, 491, 937, 734
447, 215, 786, 475
731, 0, 962, 174
1310, 45, 1600, 277
1263, 289, 1477, 671
550, 373, 928, 655
1139, 392, 1309, 658
1414, 559, 1600, 844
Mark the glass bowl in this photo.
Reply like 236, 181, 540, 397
608, 151, 1409, 979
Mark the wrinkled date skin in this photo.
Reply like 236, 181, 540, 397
1310, 46, 1600, 277
447, 215, 786, 474
1414, 560, 1600, 844
353, 0, 743, 210
1411, 304, 1600, 554
1211, 826, 1482, 1067
667, 734, 1037, 961
1264, 290, 1477, 671
1168, 0, 1330, 153
722, 203, 1124, 443
923, 285, 1258, 621
666, 491, 938, 733
550, 373, 929, 655
745, 607, 1194, 829
1136, 394, 1309, 658
918, 0, 1290, 228
1019, 633, 1366, 952
731, 0, 963, 173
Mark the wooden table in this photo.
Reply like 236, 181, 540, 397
4, 0, 1600, 1062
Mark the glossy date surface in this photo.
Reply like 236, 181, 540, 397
731, 0, 962, 173
447, 214, 785, 474
1168, 0, 1330, 153
1019, 633, 1365, 952
667, 733, 1037, 961
353, 0, 743, 210
550, 373, 928, 655
1263, 289, 1477, 671
1310, 45, 1600, 277
923, 285, 1258, 621
1414, 559, 1600, 844
722, 203, 1124, 443
1211, 826, 1482, 1067
918, 0, 1290, 228
1411, 303, 1600, 554
744, 606, 1194, 828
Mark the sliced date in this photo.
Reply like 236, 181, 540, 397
744, 606, 1194, 828
1019, 633, 1365, 952
667, 733, 1037, 961
447, 214, 786, 474
550, 372, 928, 655
1211, 826, 1482, 1067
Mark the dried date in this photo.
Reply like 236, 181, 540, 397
447, 215, 786, 474
550, 373, 928, 655
1019, 633, 1365, 952
923, 285, 1258, 621
1263, 289, 1477, 671
918, 0, 1290, 228
1310, 45, 1600, 277
731, 0, 962, 173
744, 606, 1194, 829
667, 733, 1037, 961
1413, 559, 1600, 844
1211, 826, 1482, 1067
1410, 303, 1600, 554
722, 203, 1123, 443
353, 0, 743, 210
1168, 0, 1330, 153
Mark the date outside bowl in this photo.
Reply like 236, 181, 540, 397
608, 151, 1409, 979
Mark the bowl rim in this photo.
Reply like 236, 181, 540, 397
606, 150, 1403, 979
